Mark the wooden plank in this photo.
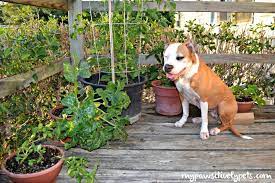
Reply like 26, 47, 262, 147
66, 149, 275, 171
201, 54, 275, 64
0, 58, 68, 98
2, 0, 68, 10
141, 105, 275, 122
82, 1, 275, 13
58, 169, 275, 183
4, 1, 274, 13
139, 54, 275, 65
68, 0, 84, 62
107, 134, 275, 151
127, 122, 275, 135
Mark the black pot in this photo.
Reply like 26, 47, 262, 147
79, 73, 146, 123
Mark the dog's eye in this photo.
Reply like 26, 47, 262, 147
176, 56, 184, 61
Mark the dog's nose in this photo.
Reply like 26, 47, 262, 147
164, 64, 174, 73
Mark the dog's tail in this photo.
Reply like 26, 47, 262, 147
230, 126, 253, 140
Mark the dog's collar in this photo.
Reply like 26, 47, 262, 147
166, 68, 187, 81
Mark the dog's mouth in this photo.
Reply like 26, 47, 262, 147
166, 68, 186, 81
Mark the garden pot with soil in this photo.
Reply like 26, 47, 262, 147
236, 96, 254, 113
1, 145, 64, 183
151, 80, 182, 116
80, 72, 146, 124
231, 84, 265, 113
237, 101, 254, 113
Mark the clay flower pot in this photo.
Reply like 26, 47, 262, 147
1, 145, 64, 183
237, 101, 254, 113
152, 80, 182, 116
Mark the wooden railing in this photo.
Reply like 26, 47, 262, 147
3, 1, 275, 13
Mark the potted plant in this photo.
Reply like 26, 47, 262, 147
1, 122, 99, 183
53, 56, 130, 151
76, 2, 149, 124
231, 84, 265, 113
77, 1, 176, 122
1, 123, 64, 183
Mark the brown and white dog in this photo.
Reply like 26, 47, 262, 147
163, 41, 252, 140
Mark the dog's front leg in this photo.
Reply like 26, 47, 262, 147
175, 94, 189, 127
200, 101, 209, 140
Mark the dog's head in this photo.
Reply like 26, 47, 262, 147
163, 41, 197, 80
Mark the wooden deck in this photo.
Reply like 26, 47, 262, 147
57, 104, 275, 183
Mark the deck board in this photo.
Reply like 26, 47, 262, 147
57, 104, 275, 183
59, 169, 275, 183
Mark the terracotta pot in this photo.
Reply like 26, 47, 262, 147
1, 145, 64, 183
152, 80, 182, 116
237, 101, 254, 113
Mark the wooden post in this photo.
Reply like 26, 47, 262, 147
68, 0, 84, 62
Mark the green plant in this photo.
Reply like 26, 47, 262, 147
231, 84, 265, 106
65, 156, 98, 183
71, 0, 176, 85
0, 74, 66, 165
0, 4, 68, 78
54, 56, 130, 151
14, 123, 53, 167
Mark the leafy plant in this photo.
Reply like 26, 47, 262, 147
0, 5, 68, 78
71, 0, 176, 85
54, 56, 130, 151
231, 84, 265, 105
15, 123, 53, 166
0, 74, 67, 165
65, 156, 98, 183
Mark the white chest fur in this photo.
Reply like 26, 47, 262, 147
175, 78, 201, 108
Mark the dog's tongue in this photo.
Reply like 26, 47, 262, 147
166, 73, 176, 81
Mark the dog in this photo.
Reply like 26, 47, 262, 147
163, 40, 252, 140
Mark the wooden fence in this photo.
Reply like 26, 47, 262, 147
0, 0, 274, 98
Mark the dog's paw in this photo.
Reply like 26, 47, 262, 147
200, 130, 210, 140
210, 127, 221, 136
174, 120, 186, 128
192, 117, 202, 124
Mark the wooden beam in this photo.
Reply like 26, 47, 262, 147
139, 54, 275, 65
68, 0, 84, 62
2, 0, 68, 10
82, 1, 275, 13
0, 58, 68, 98
2, 1, 274, 13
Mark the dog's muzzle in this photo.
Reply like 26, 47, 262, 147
164, 64, 174, 73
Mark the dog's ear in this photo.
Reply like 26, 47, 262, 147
186, 40, 198, 54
